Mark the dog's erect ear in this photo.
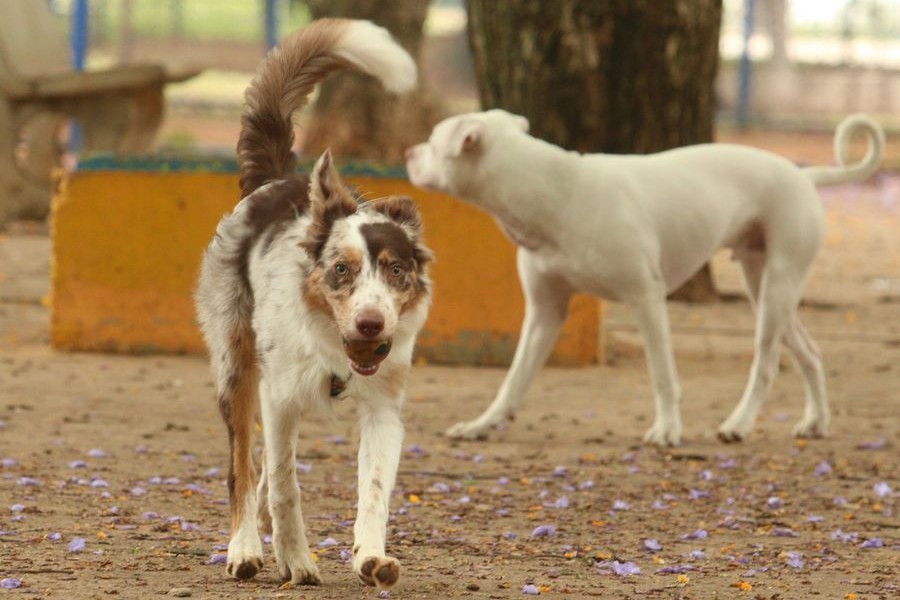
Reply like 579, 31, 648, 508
368, 195, 423, 236
303, 149, 357, 259
449, 120, 485, 157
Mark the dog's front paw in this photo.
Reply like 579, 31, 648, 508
226, 541, 264, 580
445, 419, 492, 440
643, 416, 682, 447
717, 415, 754, 443
275, 548, 322, 586
792, 411, 830, 439
355, 555, 400, 589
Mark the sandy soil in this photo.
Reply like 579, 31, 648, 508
0, 176, 898, 599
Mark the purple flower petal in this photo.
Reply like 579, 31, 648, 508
1, 457, 18, 468
86, 449, 108, 458
860, 537, 884, 549
497, 476, 510, 486
16, 476, 40, 487
68, 537, 86, 552
130, 487, 147, 497
552, 466, 568, 477
68, 460, 87, 469
1, 578, 22, 589
772, 527, 798, 537
857, 437, 887, 450
806, 515, 824, 523
831, 528, 859, 543
206, 553, 227, 565
180, 521, 201, 532
596, 560, 641, 576
430, 482, 451, 493
612, 500, 630, 511
404, 443, 426, 457
339, 548, 352, 562
699, 469, 714, 481
689, 488, 710, 500
378, 590, 390, 599
48, 532, 62, 541
90, 479, 108, 488
10, 504, 25, 513
142, 511, 160, 520
317, 537, 338, 548
814, 460, 832, 477
502, 531, 518, 540
184, 483, 208, 495
785, 551, 804, 568
295, 462, 312, 474
205, 468, 221, 478
655, 564, 695, 574
718, 457, 738, 469
578, 480, 595, 491
873, 482, 892, 498
531, 525, 557, 538
643, 538, 662, 552
767, 496, 783, 509
689, 549, 707, 560
552, 496, 569, 509
521, 583, 540, 595
682, 529, 708, 540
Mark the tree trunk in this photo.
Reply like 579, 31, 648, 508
465, 0, 722, 301
302, 0, 443, 163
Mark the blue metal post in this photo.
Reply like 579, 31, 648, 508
736, 0, 755, 129
70, 0, 89, 150
265, 0, 279, 50
71, 0, 89, 70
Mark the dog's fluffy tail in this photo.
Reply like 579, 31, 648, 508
803, 114, 885, 186
238, 18, 417, 197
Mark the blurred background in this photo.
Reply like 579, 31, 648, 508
39, 0, 900, 159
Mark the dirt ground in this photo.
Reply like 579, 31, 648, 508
1, 166, 898, 598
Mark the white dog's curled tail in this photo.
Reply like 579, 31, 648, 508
238, 19, 417, 197
803, 114, 885, 186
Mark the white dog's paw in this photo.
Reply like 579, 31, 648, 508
355, 555, 400, 589
717, 414, 755, 443
792, 412, 830, 439
643, 416, 682, 447
445, 418, 493, 440
226, 534, 264, 580
274, 545, 322, 586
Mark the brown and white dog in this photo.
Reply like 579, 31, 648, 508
195, 20, 431, 589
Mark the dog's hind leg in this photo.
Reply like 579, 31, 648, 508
630, 288, 683, 447
446, 249, 572, 440
718, 259, 802, 442
218, 328, 264, 580
353, 400, 404, 589
732, 254, 829, 439
259, 377, 321, 586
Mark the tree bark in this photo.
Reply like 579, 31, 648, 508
302, 0, 443, 163
466, 0, 722, 301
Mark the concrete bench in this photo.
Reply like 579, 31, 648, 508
51, 156, 601, 366
0, 0, 199, 227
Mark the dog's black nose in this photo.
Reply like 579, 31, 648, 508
355, 311, 384, 338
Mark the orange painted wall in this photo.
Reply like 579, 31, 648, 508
51, 169, 600, 365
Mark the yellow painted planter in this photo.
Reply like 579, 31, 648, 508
51, 157, 601, 365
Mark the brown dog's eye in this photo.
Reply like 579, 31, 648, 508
335, 263, 349, 276
390, 264, 405, 278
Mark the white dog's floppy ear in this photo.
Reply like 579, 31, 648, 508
513, 114, 530, 132
449, 120, 486, 157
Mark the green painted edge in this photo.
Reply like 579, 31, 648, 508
76, 153, 409, 179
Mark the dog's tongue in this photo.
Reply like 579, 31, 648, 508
351, 361, 380, 376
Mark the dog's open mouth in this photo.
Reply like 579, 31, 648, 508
343, 338, 392, 376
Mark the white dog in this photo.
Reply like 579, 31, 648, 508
196, 20, 431, 589
406, 109, 883, 446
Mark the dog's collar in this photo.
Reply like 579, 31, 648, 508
330, 373, 351, 398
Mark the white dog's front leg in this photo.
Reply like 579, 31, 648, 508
447, 250, 571, 439
352, 402, 403, 589
260, 385, 321, 586
631, 291, 683, 447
